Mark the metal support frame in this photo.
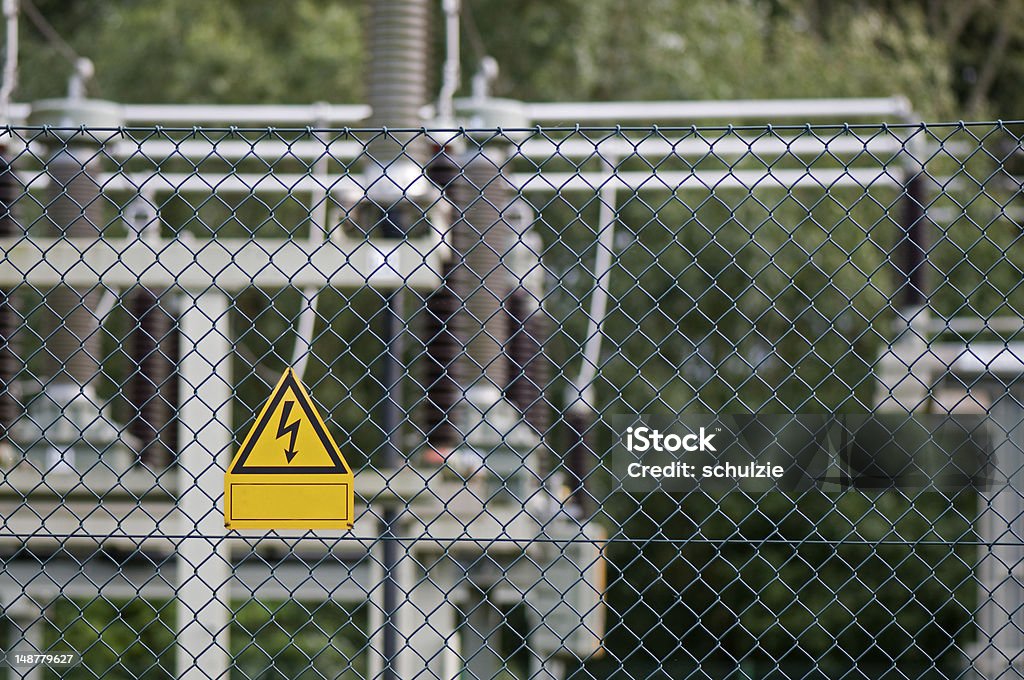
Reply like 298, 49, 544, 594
0, 93, 951, 679
0, 235, 446, 290
0, 166, 905, 199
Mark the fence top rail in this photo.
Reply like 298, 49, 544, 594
2, 97, 915, 127
2, 119, 1019, 138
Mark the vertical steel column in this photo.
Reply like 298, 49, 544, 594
0, 0, 16, 454
566, 172, 618, 513
379, 287, 404, 679
175, 291, 231, 680
463, 588, 504, 680
876, 125, 932, 412
5, 598, 43, 680
974, 383, 1024, 678
403, 555, 461, 679
896, 116, 930, 312
289, 108, 330, 380
364, 1, 430, 676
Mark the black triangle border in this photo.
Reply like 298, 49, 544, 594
229, 371, 352, 475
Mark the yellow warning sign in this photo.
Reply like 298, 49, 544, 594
224, 368, 354, 530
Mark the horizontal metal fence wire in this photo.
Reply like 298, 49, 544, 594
0, 121, 1023, 679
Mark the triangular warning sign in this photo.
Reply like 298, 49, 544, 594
225, 368, 354, 530
228, 368, 352, 475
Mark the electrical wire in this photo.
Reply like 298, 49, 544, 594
567, 157, 619, 412
93, 289, 117, 321
0, 532, 990, 547
459, 0, 487, 62
289, 116, 330, 380
20, 0, 78, 66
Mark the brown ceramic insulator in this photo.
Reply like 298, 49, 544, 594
128, 288, 178, 468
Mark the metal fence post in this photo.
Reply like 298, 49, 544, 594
402, 551, 461, 679
463, 586, 504, 680
5, 598, 43, 680
175, 290, 231, 680
974, 382, 1024, 678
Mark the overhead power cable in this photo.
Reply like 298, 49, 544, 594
460, 0, 487, 61
21, 0, 79, 66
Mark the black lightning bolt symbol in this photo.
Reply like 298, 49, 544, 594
276, 400, 301, 463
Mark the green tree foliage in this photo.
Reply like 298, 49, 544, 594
44, 597, 367, 679
15, 0, 996, 116
470, 0, 954, 117
17, 0, 365, 103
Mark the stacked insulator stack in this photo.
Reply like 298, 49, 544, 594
45, 148, 104, 386
0, 151, 20, 439
367, 0, 430, 165
128, 288, 178, 468
900, 172, 929, 309
421, 261, 460, 457
421, 147, 463, 460
449, 151, 516, 395
565, 406, 594, 514
506, 288, 551, 439
426, 144, 460, 192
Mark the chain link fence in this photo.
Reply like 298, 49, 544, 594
0, 120, 1023, 679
